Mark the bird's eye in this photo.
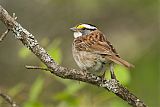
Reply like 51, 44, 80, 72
82, 27, 86, 30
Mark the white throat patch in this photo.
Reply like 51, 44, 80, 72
74, 32, 82, 38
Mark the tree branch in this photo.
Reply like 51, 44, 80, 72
0, 5, 147, 107
0, 90, 18, 107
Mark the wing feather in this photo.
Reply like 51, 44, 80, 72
73, 30, 134, 68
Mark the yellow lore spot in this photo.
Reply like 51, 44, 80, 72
76, 25, 85, 29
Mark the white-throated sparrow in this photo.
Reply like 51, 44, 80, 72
70, 23, 134, 80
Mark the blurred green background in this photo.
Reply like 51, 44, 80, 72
0, 0, 159, 107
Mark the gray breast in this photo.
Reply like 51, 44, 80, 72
72, 45, 108, 76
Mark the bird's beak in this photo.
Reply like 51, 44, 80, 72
70, 27, 77, 32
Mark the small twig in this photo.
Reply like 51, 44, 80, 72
0, 90, 18, 107
0, 13, 17, 42
25, 65, 50, 71
12, 13, 17, 20
0, 29, 9, 42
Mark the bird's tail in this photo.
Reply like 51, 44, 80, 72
106, 56, 135, 68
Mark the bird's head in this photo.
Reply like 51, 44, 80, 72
70, 23, 97, 38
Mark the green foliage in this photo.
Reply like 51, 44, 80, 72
23, 76, 44, 107
114, 65, 131, 85
106, 65, 131, 85
47, 38, 62, 64
53, 79, 85, 107
8, 84, 25, 97
19, 47, 31, 59
18, 38, 62, 64
29, 76, 44, 101
110, 99, 129, 107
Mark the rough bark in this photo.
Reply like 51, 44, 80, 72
0, 5, 147, 107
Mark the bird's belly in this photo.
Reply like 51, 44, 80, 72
87, 61, 107, 76
73, 51, 107, 76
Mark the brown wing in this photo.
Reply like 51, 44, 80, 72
74, 30, 134, 68
74, 30, 119, 56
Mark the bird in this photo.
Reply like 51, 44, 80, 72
70, 23, 134, 80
